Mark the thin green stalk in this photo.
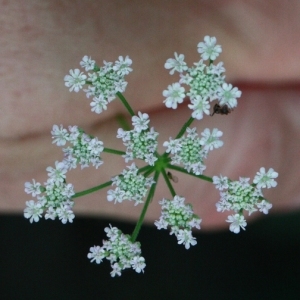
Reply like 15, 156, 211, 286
161, 168, 176, 197
116, 92, 135, 116
166, 164, 213, 183
175, 116, 195, 139
72, 180, 112, 198
131, 170, 160, 242
103, 148, 126, 156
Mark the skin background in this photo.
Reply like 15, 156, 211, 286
1, 0, 300, 230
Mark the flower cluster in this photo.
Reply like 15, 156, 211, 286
51, 125, 104, 169
23, 35, 279, 277
155, 195, 201, 249
163, 127, 223, 175
107, 163, 155, 206
163, 36, 241, 119
24, 161, 75, 224
213, 167, 278, 233
117, 112, 159, 166
87, 225, 145, 277
64, 55, 132, 114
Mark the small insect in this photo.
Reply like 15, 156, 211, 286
211, 103, 233, 116
167, 171, 178, 183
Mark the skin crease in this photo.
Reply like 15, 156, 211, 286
1, 0, 300, 230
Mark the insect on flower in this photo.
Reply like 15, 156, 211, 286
211, 103, 233, 116
167, 171, 178, 183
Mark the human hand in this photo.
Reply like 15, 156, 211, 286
1, 0, 299, 230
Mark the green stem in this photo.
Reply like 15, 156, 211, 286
116, 92, 135, 117
116, 114, 131, 130
166, 164, 213, 183
131, 170, 160, 242
103, 147, 126, 156
161, 168, 176, 197
72, 180, 112, 198
175, 116, 195, 139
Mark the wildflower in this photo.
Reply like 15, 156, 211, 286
87, 225, 145, 276
64, 69, 87, 92
217, 83, 242, 108
253, 167, 278, 189
24, 200, 43, 223
226, 214, 247, 234
162, 82, 185, 109
164, 52, 188, 75
155, 195, 201, 249
197, 35, 222, 61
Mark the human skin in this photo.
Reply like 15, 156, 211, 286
1, 0, 300, 230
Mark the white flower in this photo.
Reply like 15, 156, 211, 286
87, 246, 105, 264
131, 256, 146, 273
131, 112, 150, 133
90, 95, 108, 114
113, 55, 133, 76
24, 180, 42, 197
257, 200, 273, 214
197, 36, 222, 61
217, 83, 242, 108
176, 229, 197, 249
187, 96, 210, 120
253, 167, 278, 189
200, 128, 223, 151
24, 200, 43, 223
226, 214, 247, 234
46, 161, 67, 184
80, 55, 95, 71
163, 137, 182, 154
110, 263, 122, 277
163, 83, 185, 109
212, 175, 229, 190
164, 52, 188, 75
56, 204, 75, 224
51, 124, 69, 146
64, 69, 87, 92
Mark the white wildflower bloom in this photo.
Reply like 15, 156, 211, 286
164, 52, 188, 75
154, 217, 168, 230
131, 257, 146, 273
208, 62, 226, 76
177, 229, 197, 249
88, 226, 145, 276
226, 214, 247, 234
253, 167, 278, 189
188, 96, 211, 120
111, 263, 122, 277
155, 195, 201, 249
64, 68, 87, 92
212, 175, 229, 190
24, 200, 43, 223
107, 163, 154, 205
87, 246, 105, 264
131, 111, 150, 133
46, 161, 67, 184
24, 180, 42, 197
117, 116, 158, 164
197, 36, 222, 61
165, 127, 215, 175
217, 83, 242, 108
113, 55, 133, 76
51, 125, 69, 146
44, 207, 57, 220
200, 128, 223, 151
163, 83, 185, 109
107, 187, 126, 204
80, 55, 95, 71
56, 204, 75, 224
257, 200, 273, 214
163, 137, 182, 154
90, 95, 108, 114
